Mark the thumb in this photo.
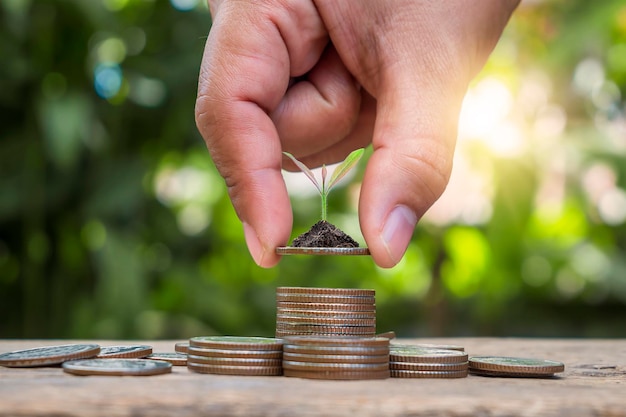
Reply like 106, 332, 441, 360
359, 77, 464, 268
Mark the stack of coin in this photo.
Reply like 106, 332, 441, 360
282, 336, 390, 380
389, 344, 469, 378
469, 356, 565, 378
186, 336, 283, 376
276, 287, 376, 338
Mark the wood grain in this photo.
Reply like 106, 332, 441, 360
0, 338, 624, 416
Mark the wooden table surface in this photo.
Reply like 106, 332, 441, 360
0, 338, 624, 416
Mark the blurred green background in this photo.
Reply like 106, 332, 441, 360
1, 0, 625, 340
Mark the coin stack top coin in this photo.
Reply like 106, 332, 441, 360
283, 336, 390, 380
469, 356, 565, 378
389, 344, 469, 378
187, 336, 283, 376
276, 287, 376, 338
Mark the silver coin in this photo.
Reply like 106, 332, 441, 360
62, 359, 172, 376
276, 247, 370, 256
97, 345, 152, 359
0, 344, 100, 367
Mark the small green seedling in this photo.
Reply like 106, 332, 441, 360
283, 148, 365, 221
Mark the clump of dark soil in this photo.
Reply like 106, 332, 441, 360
292, 220, 360, 248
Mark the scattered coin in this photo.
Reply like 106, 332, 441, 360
469, 369, 560, 378
97, 345, 152, 359
145, 353, 187, 366
276, 247, 370, 256
63, 359, 171, 376
189, 336, 283, 351
174, 342, 189, 354
469, 356, 565, 377
0, 344, 100, 368
187, 363, 283, 376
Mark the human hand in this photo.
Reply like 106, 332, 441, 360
195, 0, 519, 268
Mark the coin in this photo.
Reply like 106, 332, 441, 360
276, 294, 375, 304
284, 336, 389, 347
187, 355, 282, 367
283, 344, 389, 356
284, 352, 389, 364
188, 346, 283, 359
390, 361, 468, 371
63, 359, 172, 376
97, 345, 152, 359
276, 302, 376, 312
145, 353, 187, 366
174, 342, 189, 354
276, 247, 370, 256
283, 360, 388, 371
277, 308, 377, 319
390, 369, 468, 379
187, 363, 283, 376
408, 343, 465, 352
0, 344, 100, 368
469, 369, 560, 378
189, 336, 283, 350
468, 356, 565, 375
284, 369, 389, 380
277, 287, 375, 297
390, 346, 468, 364
376, 331, 396, 340
276, 329, 376, 337
276, 316, 376, 326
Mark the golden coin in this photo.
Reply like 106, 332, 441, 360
284, 368, 389, 380
63, 359, 171, 376
276, 247, 370, 256
277, 287, 375, 297
390, 369, 468, 378
174, 342, 189, 354
390, 346, 468, 364
390, 361, 468, 371
187, 355, 282, 367
283, 344, 389, 356
276, 294, 375, 304
187, 346, 283, 359
0, 344, 100, 368
284, 352, 388, 364
189, 336, 283, 351
145, 353, 187, 366
97, 345, 152, 359
187, 363, 283, 376
276, 302, 376, 312
468, 356, 565, 375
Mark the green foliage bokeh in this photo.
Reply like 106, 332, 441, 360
1, 0, 625, 339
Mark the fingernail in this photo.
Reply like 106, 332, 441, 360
243, 222, 265, 266
381, 205, 417, 264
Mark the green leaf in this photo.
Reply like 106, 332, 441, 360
327, 148, 365, 192
283, 152, 322, 194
